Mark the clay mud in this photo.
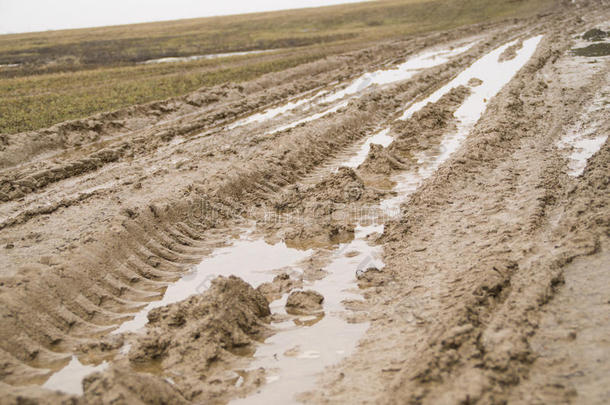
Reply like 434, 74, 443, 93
1, 3, 609, 404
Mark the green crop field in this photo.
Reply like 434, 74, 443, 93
0, 0, 555, 135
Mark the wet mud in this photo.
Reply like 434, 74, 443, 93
1, 2, 609, 404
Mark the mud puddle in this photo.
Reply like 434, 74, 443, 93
141, 50, 275, 64
42, 228, 313, 393
42, 356, 108, 395
558, 83, 609, 176
230, 41, 476, 134
382, 35, 543, 212
115, 228, 313, 334
232, 225, 382, 404
401, 35, 543, 120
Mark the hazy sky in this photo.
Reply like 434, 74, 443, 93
0, 0, 366, 34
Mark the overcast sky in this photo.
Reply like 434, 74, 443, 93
0, 0, 366, 34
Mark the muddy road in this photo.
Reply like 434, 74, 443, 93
0, 2, 609, 404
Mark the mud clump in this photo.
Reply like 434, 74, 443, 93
0, 383, 79, 404
285, 290, 324, 315
83, 367, 189, 404
118, 276, 270, 403
468, 77, 483, 87
356, 266, 386, 288
257, 272, 303, 302
275, 167, 387, 208
498, 39, 523, 62
357, 143, 407, 175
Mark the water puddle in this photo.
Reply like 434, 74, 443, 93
229, 41, 475, 133
267, 100, 349, 135
141, 50, 275, 65
232, 225, 382, 404
401, 35, 543, 120
319, 43, 475, 105
571, 26, 610, 57
228, 89, 329, 130
42, 356, 108, 395
382, 35, 543, 212
114, 230, 313, 334
557, 85, 608, 176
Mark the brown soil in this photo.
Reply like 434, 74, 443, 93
285, 290, 325, 315
1, 2, 609, 404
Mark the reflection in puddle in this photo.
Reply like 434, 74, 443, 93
42, 356, 108, 395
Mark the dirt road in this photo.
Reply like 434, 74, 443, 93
0, 1, 608, 404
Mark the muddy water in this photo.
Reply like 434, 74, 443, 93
230, 42, 476, 133
114, 229, 313, 334
42, 356, 108, 395
42, 229, 313, 394
557, 83, 609, 176
232, 225, 382, 404
141, 50, 275, 64
384, 34, 544, 211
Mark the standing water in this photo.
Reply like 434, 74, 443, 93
383, 35, 544, 212
557, 83, 609, 176
230, 41, 476, 133
114, 230, 313, 334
